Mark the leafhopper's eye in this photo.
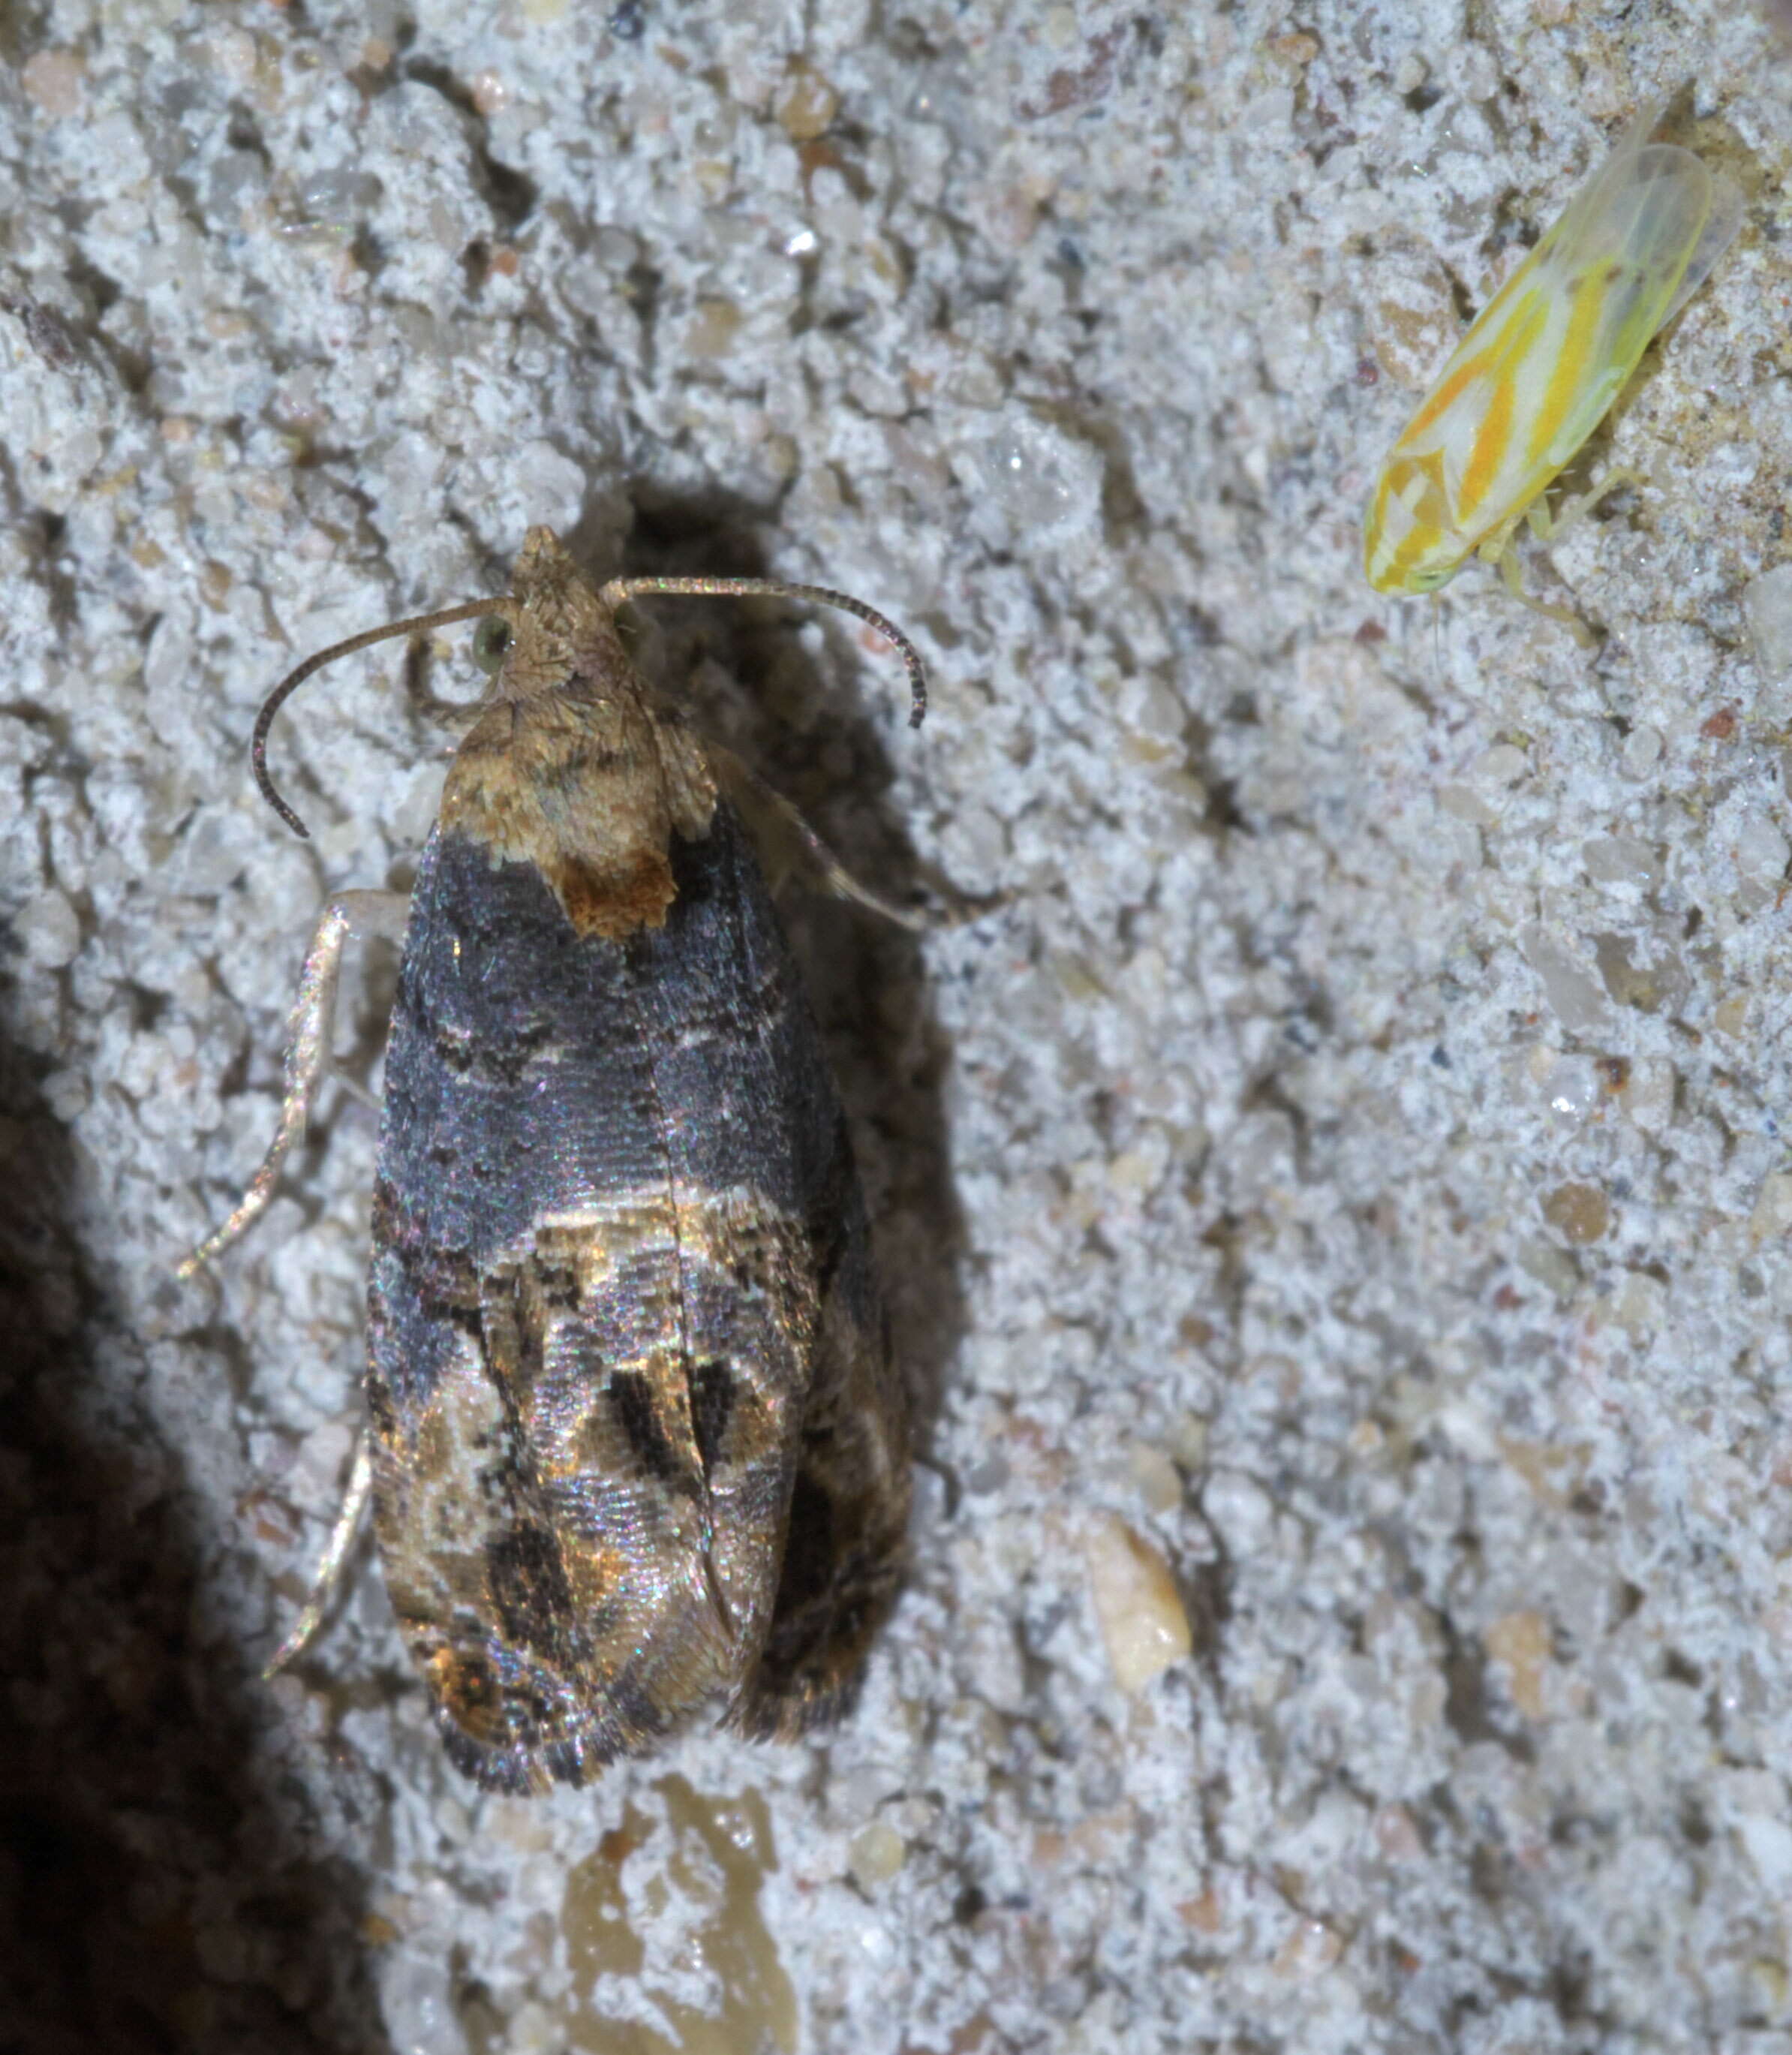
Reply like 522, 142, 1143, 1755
472, 615, 513, 675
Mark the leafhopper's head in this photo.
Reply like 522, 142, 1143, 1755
1364, 450, 1461, 595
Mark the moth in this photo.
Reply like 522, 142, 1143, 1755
1364, 100, 1742, 608
183, 528, 922, 1793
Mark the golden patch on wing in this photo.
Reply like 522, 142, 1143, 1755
368, 1181, 850, 1783
552, 849, 681, 942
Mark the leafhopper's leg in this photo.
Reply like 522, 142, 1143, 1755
264, 1434, 374, 1676
1491, 543, 1597, 645
1478, 510, 1598, 648
1528, 465, 1646, 544
1475, 509, 1525, 579
179, 889, 409, 1277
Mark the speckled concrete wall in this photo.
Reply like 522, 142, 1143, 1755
4, 5, 1792, 2052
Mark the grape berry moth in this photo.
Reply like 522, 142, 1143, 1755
182, 529, 925, 1793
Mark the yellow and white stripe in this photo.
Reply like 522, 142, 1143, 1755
1364, 103, 1740, 597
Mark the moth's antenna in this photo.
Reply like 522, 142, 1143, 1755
601, 574, 928, 730
252, 598, 514, 839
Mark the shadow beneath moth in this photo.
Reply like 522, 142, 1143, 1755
183, 527, 932, 1795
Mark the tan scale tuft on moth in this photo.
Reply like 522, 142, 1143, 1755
440, 528, 720, 941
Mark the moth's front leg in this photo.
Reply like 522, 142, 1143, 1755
179, 889, 410, 1277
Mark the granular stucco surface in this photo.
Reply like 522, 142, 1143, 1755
5, 5, 1792, 2052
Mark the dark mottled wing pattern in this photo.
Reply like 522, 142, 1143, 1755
366, 799, 907, 1792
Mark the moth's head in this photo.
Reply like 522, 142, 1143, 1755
474, 526, 635, 709
250, 526, 639, 838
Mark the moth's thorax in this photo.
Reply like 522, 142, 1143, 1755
440, 660, 719, 942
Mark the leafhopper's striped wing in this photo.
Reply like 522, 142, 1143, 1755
1364, 105, 1741, 596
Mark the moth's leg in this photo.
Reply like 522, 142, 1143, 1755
733, 1271, 914, 1741
264, 1434, 373, 1676
179, 889, 408, 1278
710, 744, 931, 930
1489, 465, 1646, 648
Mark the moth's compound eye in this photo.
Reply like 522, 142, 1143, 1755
472, 615, 513, 675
